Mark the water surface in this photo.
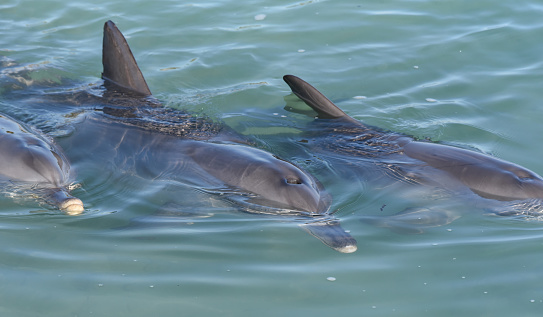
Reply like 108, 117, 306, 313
2, 0, 543, 316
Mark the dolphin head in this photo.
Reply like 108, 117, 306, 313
241, 155, 332, 214
186, 142, 331, 215
0, 116, 69, 187
466, 164, 543, 201
402, 141, 543, 201
186, 142, 358, 252
0, 114, 83, 214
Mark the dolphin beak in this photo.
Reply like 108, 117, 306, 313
59, 197, 84, 215
48, 189, 84, 215
300, 219, 358, 253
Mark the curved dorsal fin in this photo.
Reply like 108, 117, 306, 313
102, 20, 152, 96
283, 75, 357, 123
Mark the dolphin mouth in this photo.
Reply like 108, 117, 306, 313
235, 197, 323, 217
200, 188, 326, 216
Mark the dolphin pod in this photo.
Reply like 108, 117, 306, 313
0, 113, 83, 214
62, 21, 355, 253
0, 21, 357, 252
4, 20, 542, 251
283, 74, 543, 231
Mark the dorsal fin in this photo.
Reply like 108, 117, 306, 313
102, 20, 152, 96
283, 75, 358, 123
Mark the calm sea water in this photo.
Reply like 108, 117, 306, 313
2, 0, 543, 316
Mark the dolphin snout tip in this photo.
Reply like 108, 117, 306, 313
59, 198, 84, 215
336, 244, 357, 253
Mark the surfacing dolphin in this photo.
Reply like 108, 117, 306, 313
59, 21, 356, 252
282, 74, 543, 231
0, 113, 83, 214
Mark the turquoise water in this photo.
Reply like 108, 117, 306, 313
2, 0, 543, 316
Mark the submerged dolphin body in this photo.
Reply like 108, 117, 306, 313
0, 113, 83, 214
58, 22, 356, 252
282, 74, 543, 231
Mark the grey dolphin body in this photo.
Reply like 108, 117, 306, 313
0, 113, 83, 214
59, 22, 356, 252
283, 74, 543, 230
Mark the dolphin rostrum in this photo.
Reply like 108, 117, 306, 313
57, 22, 357, 252
283, 74, 543, 230
0, 113, 83, 214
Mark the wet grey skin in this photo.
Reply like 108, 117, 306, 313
59, 21, 357, 252
283, 74, 543, 231
0, 113, 83, 214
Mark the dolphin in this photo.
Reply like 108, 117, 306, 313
0, 113, 83, 214
282, 74, 543, 230
55, 22, 357, 252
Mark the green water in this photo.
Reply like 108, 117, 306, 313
2, 0, 543, 316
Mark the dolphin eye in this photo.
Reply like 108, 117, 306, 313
286, 177, 302, 185
514, 169, 536, 180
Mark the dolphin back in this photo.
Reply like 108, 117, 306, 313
102, 20, 152, 96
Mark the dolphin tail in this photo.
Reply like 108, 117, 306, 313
300, 219, 357, 253
102, 20, 152, 96
283, 75, 359, 124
